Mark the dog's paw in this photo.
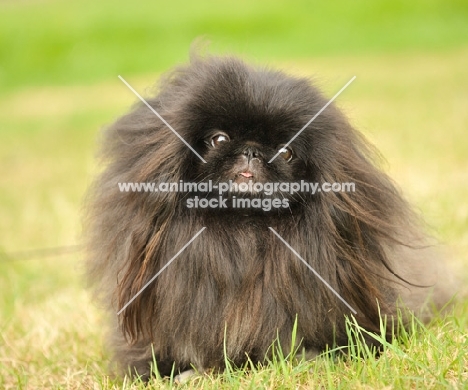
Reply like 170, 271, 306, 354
174, 369, 196, 384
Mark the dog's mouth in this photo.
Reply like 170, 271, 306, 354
235, 171, 254, 183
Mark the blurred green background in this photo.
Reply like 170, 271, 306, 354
1, 0, 468, 90
0, 0, 467, 386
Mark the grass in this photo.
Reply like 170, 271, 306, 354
0, 0, 468, 387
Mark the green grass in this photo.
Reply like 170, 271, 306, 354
1, 0, 467, 91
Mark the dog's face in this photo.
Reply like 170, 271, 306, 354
176, 61, 324, 201
200, 127, 300, 187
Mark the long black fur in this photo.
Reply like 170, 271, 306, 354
85, 55, 452, 379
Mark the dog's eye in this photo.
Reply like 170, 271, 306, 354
211, 133, 230, 148
278, 145, 293, 162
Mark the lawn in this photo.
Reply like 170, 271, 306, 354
0, 0, 467, 388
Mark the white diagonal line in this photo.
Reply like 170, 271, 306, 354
268, 76, 356, 163
268, 227, 357, 314
118, 75, 207, 163
117, 227, 206, 315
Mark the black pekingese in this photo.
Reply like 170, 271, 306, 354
85, 55, 453, 380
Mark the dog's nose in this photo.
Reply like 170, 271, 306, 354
242, 146, 261, 160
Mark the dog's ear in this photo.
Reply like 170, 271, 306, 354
85, 99, 188, 341
306, 114, 428, 331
